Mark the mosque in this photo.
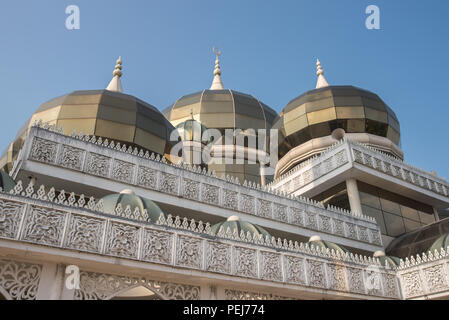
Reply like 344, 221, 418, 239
0, 51, 448, 300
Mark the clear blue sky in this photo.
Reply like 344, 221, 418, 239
1, 0, 448, 179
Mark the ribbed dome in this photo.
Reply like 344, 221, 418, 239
0, 170, 15, 193
211, 215, 271, 238
373, 251, 400, 267
164, 89, 277, 132
100, 189, 166, 222
308, 235, 350, 256
273, 86, 401, 159
164, 90, 278, 184
1, 90, 178, 172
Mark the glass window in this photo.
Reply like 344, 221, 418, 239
419, 211, 436, 225
404, 218, 421, 232
400, 205, 420, 222
380, 198, 401, 216
360, 191, 381, 209
384, 212, 406, 237
362, 205, 387, 234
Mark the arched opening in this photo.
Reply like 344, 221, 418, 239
110, 286, 162, 300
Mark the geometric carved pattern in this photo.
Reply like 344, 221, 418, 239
141, 228, 173, 265
85, 153, 110, 177
29, 138, 57, 164
402, 271, 424, 298
104, 222, 140, 259
137, 166, 158, 189
260, 251, 282, 282
327, 264, 347, 291
284, 256, 306, 285
0, 259, 42, 300
423, 265, 447, 293
175, 235, 202, 269
64, 214, 105, 253
111, 160, 134, 184
205, 241, 231, 274
307, 260, 326, 288
74, 271, 200, 300
21, 205, 66, 246
0, 199, 24, 239
224, 289, 293, 300
58, 145, 84, 171
233, 247, 257, 278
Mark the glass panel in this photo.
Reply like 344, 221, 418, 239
362, 205, 387, 234
384, 212, 406, 237
346, 119, 366, 132
365, 107, 388, 123
404, 218, 421, 232
380, 198, 402, 215
400, 205, 420, 221
305, 98, 335, 113
333, 96, 363, 106
365, 119, 388, 136
306, 108, 337, 125
360, 191, 381, 209
419, 211, 436, 225
284, 114, 308, 135
335, 106, 365, 119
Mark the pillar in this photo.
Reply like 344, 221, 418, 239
346, 178, 363, 215
433, 207, 440, 222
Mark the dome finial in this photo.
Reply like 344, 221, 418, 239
106, 56, 124, 93
316, 58, 329, 89
210, 47, 224, 90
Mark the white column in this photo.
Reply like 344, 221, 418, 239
346, 178, 363, 215
433, 207, 440, 222
36, 263, 65, 300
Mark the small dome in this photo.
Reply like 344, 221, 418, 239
373, 251, 400, 267
211, 215, 271, 238
0, 170, 15, 192
100, 189, 166, 222
308, 235, 350, 256
428, 233, 449, 254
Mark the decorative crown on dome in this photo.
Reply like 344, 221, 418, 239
210, 47, 224, 90
106, 56, 124, 93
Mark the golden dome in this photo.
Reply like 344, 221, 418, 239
164, 89, 277, 132
164, 89, 277, 184
1, 90, 177, 172
273, 85, 401, 159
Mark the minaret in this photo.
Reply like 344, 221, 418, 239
210, 47, 224, 90
316, 59, 329, 89
106, 56, 124, 93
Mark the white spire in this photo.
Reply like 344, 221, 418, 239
210, 47, 224, 90
106, 56, 123, 93
316, 58, 329, 89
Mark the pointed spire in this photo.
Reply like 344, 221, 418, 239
316, 58, 329, 89
210, 47, 224, 90
106, 56, 124, 92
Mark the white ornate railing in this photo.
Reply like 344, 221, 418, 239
270, 138, 449, 199
0, 190, 400, 299
10, 124, 382, 247
396, 248, 449, 299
